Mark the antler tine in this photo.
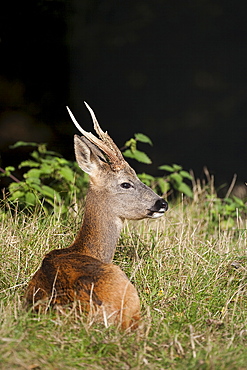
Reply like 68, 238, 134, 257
84, 102, 124, 161
67, 105, 125, 171
84, 102, 106, 141
66, 106, 110, 151
67, 106, 89, 137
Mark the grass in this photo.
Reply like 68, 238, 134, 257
0, 194, 247, 369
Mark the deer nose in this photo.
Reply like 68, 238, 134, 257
155, 198, 168, 212
147, 198, 168, 218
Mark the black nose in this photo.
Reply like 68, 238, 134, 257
155, 198, 168, 212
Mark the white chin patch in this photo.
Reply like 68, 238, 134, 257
150, 211, 164, 219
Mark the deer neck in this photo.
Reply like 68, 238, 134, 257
72, 188, 123, 263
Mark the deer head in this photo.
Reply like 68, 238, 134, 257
67, 102, 168, 222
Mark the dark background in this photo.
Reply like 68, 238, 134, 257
0, 0, 246, 194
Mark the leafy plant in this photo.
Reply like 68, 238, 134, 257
158, 164, 193, 198
122, 134, 193, 198
138, 164, 193, 198
205, 194, 247, 229
122, 133, 153, 164
0, 141, 89, 213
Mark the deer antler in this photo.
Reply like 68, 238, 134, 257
67, 103, 125, 171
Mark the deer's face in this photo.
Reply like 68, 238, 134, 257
93, 164, 168, 221
73, 114, 168, 222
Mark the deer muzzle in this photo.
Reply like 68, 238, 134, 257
147, 198, 168, 218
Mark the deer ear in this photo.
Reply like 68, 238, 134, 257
74, 135, 104, 175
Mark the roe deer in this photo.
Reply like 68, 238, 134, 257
25, 102, 168, 329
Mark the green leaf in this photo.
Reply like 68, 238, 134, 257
232, 196, 245, 207
9, 182, 23, 192
172, 164, 182, 171
30, 151, 40, 160
123, 149, 152, 164
5, 166, 15, 172
138, 173, 155, 186
10, 190, 25, 200
220, 218, 235, 230
19, 160, 40, 169
10, 141, 39, 149
157, 178, 170, 194
179, 170, 193, 180
177, 183, 193, 198
124, 138, 136, 151
25, 177, 41, 186
56, 158, 70, 165
134, 133, 153, 146
30, 183, 44, 194
225, 204, 236, 214
24, 169, 42, 179
133, 150, 152, 164
138, 173, 155, 181
158, 165, 174, 172
0, 166, 15, 177
122, 149, 134, 158
37, 144, 48, 154
59, 167, 75, 183
170, 173, 183, 185
39, 163, 53, 175
41, 185, 61, 202
25, 192, 37, 206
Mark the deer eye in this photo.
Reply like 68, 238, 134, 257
120, 182, 132, 189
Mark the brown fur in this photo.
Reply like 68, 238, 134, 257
25, 248, 140, 329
